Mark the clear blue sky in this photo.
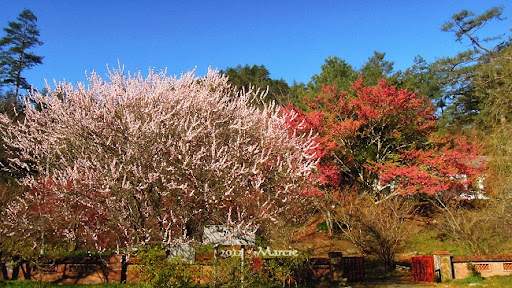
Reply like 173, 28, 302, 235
1, 0, 511, 91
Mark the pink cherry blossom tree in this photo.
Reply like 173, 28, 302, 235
0, 66, 318, 253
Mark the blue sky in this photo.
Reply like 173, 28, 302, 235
1, 0, 511, 91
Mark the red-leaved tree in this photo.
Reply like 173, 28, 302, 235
286, 77, 484, 197
283, 77, 485, 234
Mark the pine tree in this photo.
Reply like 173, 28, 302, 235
0, 9, 43, 105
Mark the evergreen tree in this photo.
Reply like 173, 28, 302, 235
359, 51, 395, 86
436, 6, 509, 129
221, 64, 291, 105
0, 9, 43, 105
308, 56, 359, 92
396, 56, 443, 110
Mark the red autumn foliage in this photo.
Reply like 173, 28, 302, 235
374, 136, 485, 196
283, 77, 486, 197
282, 105, 339, 189
15, 178, 121, 251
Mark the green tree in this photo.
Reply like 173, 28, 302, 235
221, 64, 291, 105
481, 45, 512, 124
359, 51, 395, 86
436, 6, 509, 129
441, 6, 507, 55
396, 56, 444, 111
475, 44, 512, 196
308, 56, 359, 92
432, 7, 512, 254
431, 51, 480, 128
0, 9, 43, 105
287, 81, 309, 109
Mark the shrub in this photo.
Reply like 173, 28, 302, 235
137, 247, 199, 288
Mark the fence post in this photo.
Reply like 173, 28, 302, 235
120, 254, 127, 284
213, 245, 218, 288
240, 245, 245, 288
433, 251, 453, 282
328, 252, 343, 282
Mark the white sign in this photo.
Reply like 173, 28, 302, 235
167, 243, 195, 263
203, 225, 256, 246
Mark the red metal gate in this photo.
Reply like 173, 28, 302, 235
412, 256, 434, 283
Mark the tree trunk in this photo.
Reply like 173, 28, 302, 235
12, 52, 24, 107
21, 260, 31, 280
0, 251, 8, 280
11, 255, 20, 280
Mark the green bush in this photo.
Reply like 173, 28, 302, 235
137, 247, 199, 288
213, 251, 312, 288
316, 222, 329, 231
466, 262, 483, 279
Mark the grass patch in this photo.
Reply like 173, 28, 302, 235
450, 275, 483, 285
439, 275, 512, 287
4, 276, 512, 288
484, 275, 512, 286
404, 229, 469, 256
0, 281, 143, 288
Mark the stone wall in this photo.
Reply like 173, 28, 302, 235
1, 255, 140, 284
2, 252, 358, 285
416, 253, 512, 282
451, 255, 512, 279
